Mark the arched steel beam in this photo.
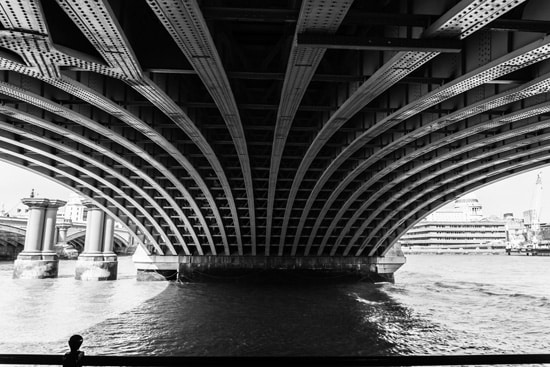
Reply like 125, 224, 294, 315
346, 123, 550, 256
297, 33, 550, 254
305, 72, 550, 255
280, 0, 527, 252
0, 150, 161, 254
0, 81, 211, 252
54, 0, 235, 253
0, 70, 214, 252
0, 118, 194, 255
341, 112, 550, 256
324, 100, 550, 255
147, 0, 256, 252
0, 132, 179, 254
365, 147, 550, 257
0, 0, 224, 253
264, 0, 353, 254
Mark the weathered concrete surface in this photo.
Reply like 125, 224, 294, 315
75, 256, 118, 281
12, 258, 58, 279
133, 243, 406, 283
178, 255, 404, 283
137, 269, 178, 281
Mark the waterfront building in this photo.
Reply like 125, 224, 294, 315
60, 193, 87, 224
399, 194, 507, 251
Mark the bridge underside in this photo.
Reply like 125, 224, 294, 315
1, 0, 550, 274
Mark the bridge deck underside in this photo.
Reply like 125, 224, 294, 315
0, 0, 548, 257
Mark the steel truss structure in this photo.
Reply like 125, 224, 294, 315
0, 0, 549, 257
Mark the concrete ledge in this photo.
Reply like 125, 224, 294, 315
178, 256, 403, 283
13, 259, 58, 279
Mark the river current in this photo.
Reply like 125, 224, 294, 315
1, 254, 550, 356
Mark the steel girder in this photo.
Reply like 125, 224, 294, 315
2, 0, 550, 257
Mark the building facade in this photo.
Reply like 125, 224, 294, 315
399, 194, 507, 250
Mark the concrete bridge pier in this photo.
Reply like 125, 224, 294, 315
75, 201, 117, 281
133, 245, 406, 283
13, 198, 66, 279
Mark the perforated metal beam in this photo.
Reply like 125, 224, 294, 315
146, 0, 254, 254
266, 0, 353, 255
292, 0, 532, 255
0, 117, 194, 255
317, 72, 550, 256
347, 116, 550, 256
279, 0, 527, 252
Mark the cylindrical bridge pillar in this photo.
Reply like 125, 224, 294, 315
13, 197, 67, 279
54, 219, 78, 259
75, 201, 117, 281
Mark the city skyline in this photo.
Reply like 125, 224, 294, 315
1, 160, 550, 221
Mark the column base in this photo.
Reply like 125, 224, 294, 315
75, 256, 118, 280
54, 244, 79, 259
12, 257, 59, 279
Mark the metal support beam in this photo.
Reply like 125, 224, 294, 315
296, 34, 462, 53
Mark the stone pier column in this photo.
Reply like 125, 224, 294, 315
41, 200, 66, 259
54, 219, 78, 259
13, 198, 67, 279
75, 201, 117, 281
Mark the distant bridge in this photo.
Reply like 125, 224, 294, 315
0, 216, 133, 259
2, 0, 550, 279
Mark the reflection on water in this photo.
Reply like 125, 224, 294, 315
2, 255, 550, 356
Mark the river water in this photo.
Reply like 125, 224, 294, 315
1, 254, 550, 357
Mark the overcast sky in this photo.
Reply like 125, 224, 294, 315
1, 160, 549, 221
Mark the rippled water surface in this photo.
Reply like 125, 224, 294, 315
1, 255, 550, 356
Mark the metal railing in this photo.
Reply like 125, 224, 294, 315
2, 354, 550, 366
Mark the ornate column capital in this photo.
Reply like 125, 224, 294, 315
21, 198, 50, 209
46, 200, 67, 209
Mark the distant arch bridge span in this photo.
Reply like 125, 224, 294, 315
0, 216, 132, 259
0, 0, 549, 278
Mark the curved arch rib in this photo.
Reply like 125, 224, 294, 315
347, 120, 550, 256
365, 146, 550, 257
0, 146, 162, 253
280, 0, 527, 252
146, 0, 255, 252
0, 80, 211, 253
54, 0, 236, 253
264, 0, 353, 254
319, 81, 550, 255
0, 2, 220, 252
297, 34, 550, 254
0, 118, 196, 255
